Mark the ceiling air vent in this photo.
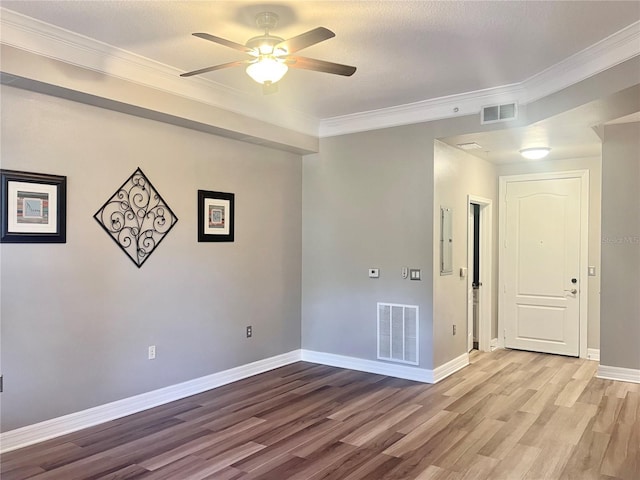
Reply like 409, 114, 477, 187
481, 102, 517, 124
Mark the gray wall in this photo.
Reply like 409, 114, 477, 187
302, 125, 435, 368
433, 140, 497, 366
301, 60, 639, 373
0, 85, 303, 431
3, 54, 638, 435
600, 122, 640, 370
301, 113, 517, 371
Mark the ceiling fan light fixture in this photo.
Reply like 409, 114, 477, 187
183, 12, 356, 91
519, 147, 551, 160
246, 57, 288, 84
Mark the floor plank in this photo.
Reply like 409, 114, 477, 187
2, 351, 638, 479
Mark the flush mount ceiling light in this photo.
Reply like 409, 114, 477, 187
519, 147, 551, 160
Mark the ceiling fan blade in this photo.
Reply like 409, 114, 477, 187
275, 27, 335, 54
180, 60, 250, 77
192, 33, 254, 54
287, 56, 356, 76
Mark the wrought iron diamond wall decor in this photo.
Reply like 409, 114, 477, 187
94, 168, 178, 268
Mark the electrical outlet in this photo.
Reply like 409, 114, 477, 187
148, 345, 156, 360
452, 325, 457, 335
246, 325, 253, 338
368, 268, 380, 278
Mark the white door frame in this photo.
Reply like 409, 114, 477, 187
467, 195, 492, 353
498, 170, 589, 358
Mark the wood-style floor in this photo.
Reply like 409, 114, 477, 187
2, 349, 639, 480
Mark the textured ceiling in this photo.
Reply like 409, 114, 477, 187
2, 0, 639, 119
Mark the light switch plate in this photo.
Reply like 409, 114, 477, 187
588, 266, 596, 276
369, 268, 380, 278
410, 269, 421, 280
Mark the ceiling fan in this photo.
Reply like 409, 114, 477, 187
181, 12, 356, 94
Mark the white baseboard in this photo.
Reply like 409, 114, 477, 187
2, 348, 475, 453
301, 350, 469, 385
0, 350, 302, 453
433, 353, 470, 383
597, 364, 640, 384
587, 348, 600, 362
301, 350, 435, 383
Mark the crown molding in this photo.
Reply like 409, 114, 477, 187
1, 8, 638, 140
0, 7, 319, 137
319, 83, 525, 137
320, 20, 640, 137
522, 21, 640, 104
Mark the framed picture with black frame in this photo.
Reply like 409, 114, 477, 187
1, 169, 67, 243
198, 190, 234, 242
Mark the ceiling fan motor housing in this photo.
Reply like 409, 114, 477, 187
256, 12, 279, 31
246, 35, 286, 55
249, 12, 285, 55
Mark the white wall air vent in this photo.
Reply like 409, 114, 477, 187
481, 102, 518, 124
377, 303, 419, 365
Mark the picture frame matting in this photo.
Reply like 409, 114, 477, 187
198, 190, 234, 242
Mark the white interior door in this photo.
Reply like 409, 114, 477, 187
503, 177, 582, 356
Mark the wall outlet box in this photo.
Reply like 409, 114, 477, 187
369, 268, 380, 278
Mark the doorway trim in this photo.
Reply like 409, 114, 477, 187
498, 170, 589, 358
467, 195, 492, 353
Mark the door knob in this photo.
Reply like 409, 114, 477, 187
564, 288, 577, 295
